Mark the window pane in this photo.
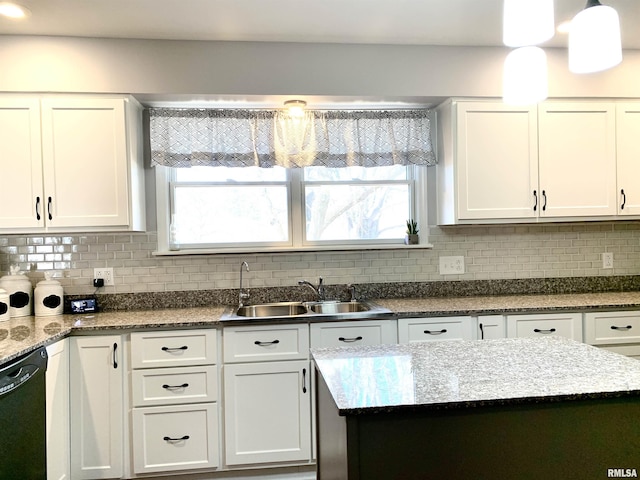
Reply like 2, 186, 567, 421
176, 166, 287, 182
174, 185, 289, 244
305, 184, 409, 241
304, 165, 408, 182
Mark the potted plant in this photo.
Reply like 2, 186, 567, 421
405, 219, 419, 245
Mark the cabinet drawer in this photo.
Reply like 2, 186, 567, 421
310, 320, 397, 348
130, 329, 217, 369
398, 317, 475, 343
584, 311, 640, 345
506, 313, 582, 341
132, 403, 219, 474
131, 366, 218, 407
223, 324, 309, 363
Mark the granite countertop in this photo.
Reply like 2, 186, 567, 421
312, 336, 640, 415
375, 291, 640, 316
4, 290, 640, 367
0, 306, 226, 365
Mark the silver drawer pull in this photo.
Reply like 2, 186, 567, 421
254, 339, 280, 346
161, 346, 188, 352
339, 336, 363, 343
424, 329, 447, 335
611, 325, 633, 331
162, 383, 189, 390
163, 435, 189, 442
534, 328, 556, 334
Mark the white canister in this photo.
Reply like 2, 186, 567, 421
34, 273, 64, 317
0, 266, 33, 318
0, 288, 9, 322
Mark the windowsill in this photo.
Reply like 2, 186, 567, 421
152, 243, 434, 256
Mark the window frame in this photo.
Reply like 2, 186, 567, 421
154, 165, 430, 255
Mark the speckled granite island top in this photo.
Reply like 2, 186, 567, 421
312, 336, 640, 415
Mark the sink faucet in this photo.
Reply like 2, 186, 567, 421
298, 277, 325, 301
347, 284, 357, 302
239, 261, 250, 307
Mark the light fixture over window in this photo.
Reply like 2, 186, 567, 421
568, 0, 622, 74
284, 99, 307, 118
503, 0, 554, 47
503, 47, 548, 106
0, 2, 30, 18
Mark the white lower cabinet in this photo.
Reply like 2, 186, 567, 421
310, 319, 398, 348
70, 335, 124, 480
398, 316, 476, 343
477, 315, 506, 340
506, 312, 583, 341
223, 323, 311, 467
130, 329, 219, 475
584, 311, 640, 359
46, 339, 70, 480
132, 403, 219, 474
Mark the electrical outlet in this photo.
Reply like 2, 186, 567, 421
94, 267, 114, 286
602, 252, 614, 269
440, 256, 465, 275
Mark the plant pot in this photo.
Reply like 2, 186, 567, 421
404, 234, 419, 245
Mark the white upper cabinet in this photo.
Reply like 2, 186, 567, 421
436, 99, 620, 225
616, 103, 640, 215
537, 102, 617, 218
438, 101, 539, 223
0, 95, 145, 233
0, 97, 44, 229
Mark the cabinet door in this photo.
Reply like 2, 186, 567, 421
70, 336, 123, 479
46, 339, 70, 480
310, 320, 397, 348
538, 102, 617, 218
616, 103, 640, 215
224, 360, 311, 465
506, 313, 583, 342
477, 315, 506, 340
40, 97, 130, 228
0, 97, 44, 230
455, 102, 539, 220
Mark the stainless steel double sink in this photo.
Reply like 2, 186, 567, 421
220, 300, 392, 322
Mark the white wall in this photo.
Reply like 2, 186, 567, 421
1, 35, 640, 100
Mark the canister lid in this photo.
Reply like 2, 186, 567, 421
36, 271, 62, 287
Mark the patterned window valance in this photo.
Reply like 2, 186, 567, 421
149, 108, 436, 168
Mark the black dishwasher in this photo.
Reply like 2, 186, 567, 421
0, 347, 48, 480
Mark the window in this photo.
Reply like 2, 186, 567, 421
156, 165, 426, 253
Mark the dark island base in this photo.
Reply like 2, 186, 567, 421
317, 378, 640, 480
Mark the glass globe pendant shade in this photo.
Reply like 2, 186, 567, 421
503, 47, 548, 106
503, 0, 554, 47
568, 1, 622, 73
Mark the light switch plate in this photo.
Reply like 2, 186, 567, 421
440, 256, 465, 275
602, 252, 613, 269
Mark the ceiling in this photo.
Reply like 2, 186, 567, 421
1, 0, 640, 49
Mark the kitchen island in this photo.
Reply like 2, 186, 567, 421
313, 337, 640, 479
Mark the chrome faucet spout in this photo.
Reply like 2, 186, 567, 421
239, 261, 250, 307
298, 277, 325, 301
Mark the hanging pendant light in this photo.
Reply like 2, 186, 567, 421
503, 0, 554, 47
569, 0, 622, 74
503, 47, 548, 106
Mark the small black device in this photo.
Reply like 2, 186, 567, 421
70, 298, 98, 314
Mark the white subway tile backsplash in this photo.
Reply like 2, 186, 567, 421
2, 223, 640, 295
